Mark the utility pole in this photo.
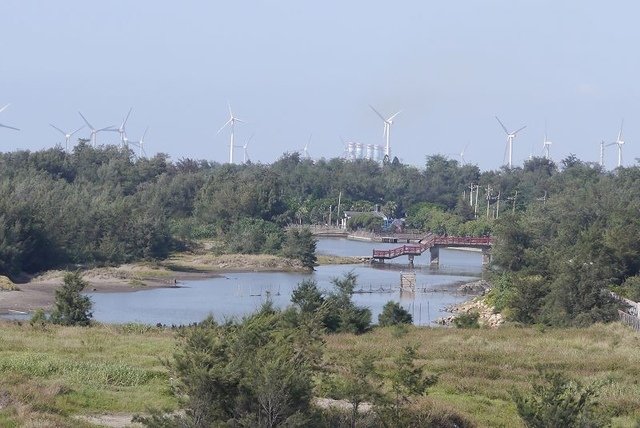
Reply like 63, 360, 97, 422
474, 184, 480, 218
496, 192, 501, 219
486, 185, 492, 219
507, 190, 518, 213
328, 205, 332, 226
336, 191, 342, 228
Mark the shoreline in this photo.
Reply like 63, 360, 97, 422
0, 252, 322, 316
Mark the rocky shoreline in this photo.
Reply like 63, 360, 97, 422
436, 280, 504, 328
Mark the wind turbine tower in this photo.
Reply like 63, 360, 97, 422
132, 127, 149, 158
78, 112, 114, 146
112, 107, 133, 147
495, 116, 526, 168
542, 130, 552, 160
600, 141, 605, 167
611, 120, 625, 168
217, 103, 246, 164
0, 104, 20, 131
370, 105, 401, 158
50, 124, 84, 151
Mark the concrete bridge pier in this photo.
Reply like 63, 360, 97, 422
429, 246, 440, 267
482, 249, 491, 266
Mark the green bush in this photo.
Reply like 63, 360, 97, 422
453, 312, 480, 329
378, 301, 413, 327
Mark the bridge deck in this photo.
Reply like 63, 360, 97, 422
372, 235, 493, 260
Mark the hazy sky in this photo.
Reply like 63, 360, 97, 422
1, 1, 639, 170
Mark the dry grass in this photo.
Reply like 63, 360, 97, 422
1, 320, 638, 426
0, 322, 177, 427
0, 275, 19, 291
163, 252, 307, 272
324, 323, 640, 427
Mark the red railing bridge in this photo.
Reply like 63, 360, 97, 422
372, 234, 494, 266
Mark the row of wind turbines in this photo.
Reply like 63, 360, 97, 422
494, 116, 627, 168
0, 101, 629, 168
216, 103, 402, 164
0, 104, 149, 157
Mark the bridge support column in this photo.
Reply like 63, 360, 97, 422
429, 246, 440, 267
482, 249, 491, 266
408, 255, 414, 268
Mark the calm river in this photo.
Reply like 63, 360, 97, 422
87, 238, 484, 326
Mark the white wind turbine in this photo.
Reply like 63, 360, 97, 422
242, 134, 253, 163
131, 126, 149, 158
607, 120, 625, 168
49, 124, 84, 151
78, 112, 114, 146
0, 104, 19, 131
109, 107, 133, 147
495, 116, 526, 168
217, 103, 246, 164
303, 134, 312, 159
370, 105, 401, 158
542, 127, 552, 160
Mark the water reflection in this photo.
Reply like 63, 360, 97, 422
88, 238, 484, 326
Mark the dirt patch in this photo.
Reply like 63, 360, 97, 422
75, 413, 141, 428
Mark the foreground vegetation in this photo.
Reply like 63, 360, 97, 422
0, 320, 638, 427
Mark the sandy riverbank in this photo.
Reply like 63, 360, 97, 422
0, 252, 331, 315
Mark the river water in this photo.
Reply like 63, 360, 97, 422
87, 238, 484, 326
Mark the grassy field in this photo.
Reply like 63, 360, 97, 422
0, 321, 638, 427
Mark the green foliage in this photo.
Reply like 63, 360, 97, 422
223, 218, 284, 255
282, 227, 317, 269
139, 309, 324, 427
347, 212, 384, 232
612, 275, 640, 301
513, 371, 610, 427
49, 272, 93, 326
290, 273, 372, 334
453, 312, 480, 329
291, 278, 324, 314
379, 345, 438, 424
29, 308, 48, 328
378, 301, 413, 327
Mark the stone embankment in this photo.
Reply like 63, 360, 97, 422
437, 280, 504, 328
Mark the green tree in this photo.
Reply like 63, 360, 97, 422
513, 371, 610, 428
282, 228, 317, 270
50, 271, 93, 326
378, 301, 412, 326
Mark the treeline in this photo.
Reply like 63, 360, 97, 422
0, 145, 490, 277
490, 157, 640, 326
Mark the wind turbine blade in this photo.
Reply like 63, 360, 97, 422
98, 125, 116, 132
495, 116, 509, 134
234, 118, 247, 124
387, 110, 402, 122
217, 119, 232, 134
142, 126, 149, 141
78, 112, 95, 130
49, 124, 66, 135
121, 107, 133, 129
70, 125, 85, 136
0, 123, 20, 131
514, 125, 527, 134
228, 102, 233, 117
369, 105, 386, 122
618, 119, 624, 142
0, 104, 10, 114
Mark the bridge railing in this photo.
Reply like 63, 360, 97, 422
372, 235, 493, 259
